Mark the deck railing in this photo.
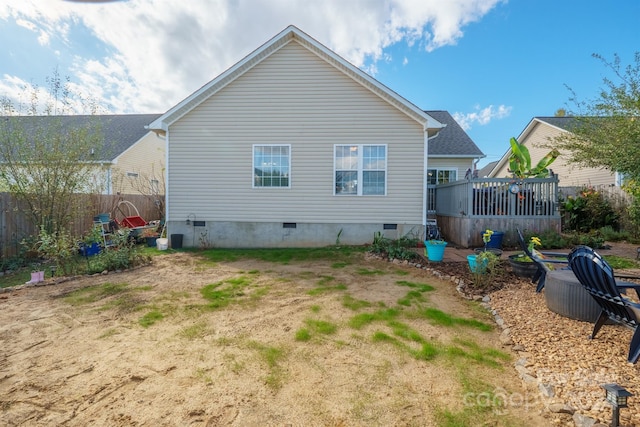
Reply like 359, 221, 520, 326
435, 177, 560, 218
432, 177, 560, 247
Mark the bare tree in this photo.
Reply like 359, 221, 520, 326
0, 70, 108, 234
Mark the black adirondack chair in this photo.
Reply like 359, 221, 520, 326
516, 228, 569, 292
568, 245, 640, 364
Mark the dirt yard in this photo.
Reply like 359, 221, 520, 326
0, 251, 550, 426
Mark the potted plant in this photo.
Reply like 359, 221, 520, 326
468, 250, 501, 291
140, 227, 160, 247
424, 239, 447, 262
473, 229, 503, 257
508, 235, 541, 279
80, 224, 103, 257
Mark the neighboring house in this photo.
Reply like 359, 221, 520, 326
477, 160, 498, 178
422, 110, 484, 213
0, 114, 163, 195
148, 25, 483, 248
489, 117, 621, 187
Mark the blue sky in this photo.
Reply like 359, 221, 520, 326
0, 0, 638, 168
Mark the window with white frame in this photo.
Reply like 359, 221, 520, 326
334, 144, 386, 195
253, 145, 290, 188
427, 168, 457, 185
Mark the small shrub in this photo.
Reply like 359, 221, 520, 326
369, 232, 419, 261
34, 225, 78, 276
561, 187, 619, 232
598, 225, 630, 242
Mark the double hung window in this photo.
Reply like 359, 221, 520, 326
334, 144, 386, 195
253, 145, 290, 188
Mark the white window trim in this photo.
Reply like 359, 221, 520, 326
333, 144, 387, 196
427, 168, 458, 185
252, 144, 292, 189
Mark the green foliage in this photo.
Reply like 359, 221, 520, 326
34, 225, 78, 276
0, 70, 107, 234
563, 232, 605, 249
557, 53, 640, 182
561, 187, 619, 232
87, 230, 145, 273
369, 232, 420, 261
468, 251, 501, 291
84, 223, 104, 245
603, 255, 640, 269
508, 136, 559, 178
598, 225, 630, 242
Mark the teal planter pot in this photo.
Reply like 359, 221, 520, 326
424, 240, 447, 262
467, 254, 488, 273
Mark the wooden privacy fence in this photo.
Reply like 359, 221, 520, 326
0, 193, 164, 259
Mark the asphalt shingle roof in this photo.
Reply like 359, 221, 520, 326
534, 116, 579, 131
1, 114, 161, 161
424, 110, 484, 157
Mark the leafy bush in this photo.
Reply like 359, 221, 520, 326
597, 225, 630, 242
86, 229, 148, 274
561, 187, 619, 232
34, 225, 79, 276
370, 232, 420, 261
564, 232, 605, 249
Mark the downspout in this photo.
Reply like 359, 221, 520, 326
147, 126, 168, 235
158, 131, 168, 231
423, 126, 442, 240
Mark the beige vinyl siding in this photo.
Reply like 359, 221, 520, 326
112, 132, 165, 195
493, 122, 616, 186
168, 41, 425, 224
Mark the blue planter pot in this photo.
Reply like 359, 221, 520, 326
80, 242, 101, 257
483, 231, 504, 249
424, 240, 447, 262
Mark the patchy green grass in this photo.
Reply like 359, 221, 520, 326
200, 275, 259, 309
349, 308, 401, 329
331, 261, 350, 269
604, 255, 640, 269
197, 246, 366, 265
341, 294, 373, 311
295, 328, 312, 341
395, 280, 435, 307
419, 308, 493, 332
248, 341, 287, 389
307, 276, 348, 295
139, 310, 164, 327
295, 318, 338, 341
355, 267, 387, 276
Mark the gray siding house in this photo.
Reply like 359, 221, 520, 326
149, 26, 483, 248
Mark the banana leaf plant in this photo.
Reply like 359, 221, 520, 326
508, 137, 560, 178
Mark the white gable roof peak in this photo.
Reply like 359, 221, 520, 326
148, 25, 443, 133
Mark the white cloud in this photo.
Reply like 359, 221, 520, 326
0, 0, 505, 113
453, 104, 512, 130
